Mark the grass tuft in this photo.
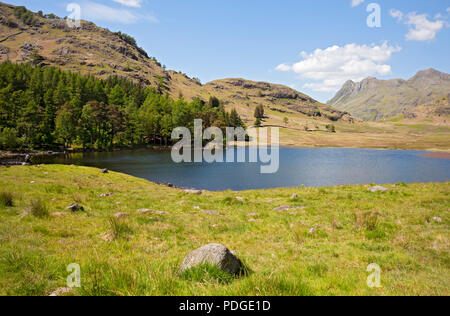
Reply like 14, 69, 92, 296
31, 199, 49, 218
107, 216, 132, 240
0, 191, 14, 207
181, 264, 236, 284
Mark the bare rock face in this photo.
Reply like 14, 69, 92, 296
179, 244, 243, 275
0, 45, 9, 55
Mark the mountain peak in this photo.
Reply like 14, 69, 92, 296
329, 68, 450, 121
410, 68, 449, 81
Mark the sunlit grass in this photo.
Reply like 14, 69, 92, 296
0, 165, 448, 296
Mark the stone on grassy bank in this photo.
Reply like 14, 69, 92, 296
66, 203, 84, 212
180, 244, 243, 275
137, 209, 168, 215
184, 189, 202, 195
273, 205, 306, 212
201, 210, 220, 216
49, 287, 72, 296
114, 212, 129, 219
368, 186, 389, 192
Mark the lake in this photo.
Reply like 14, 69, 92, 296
38, 147, 450, 191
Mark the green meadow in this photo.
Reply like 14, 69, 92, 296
0, 165, 448, 296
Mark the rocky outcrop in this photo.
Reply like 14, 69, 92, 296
179, 244, 243, 275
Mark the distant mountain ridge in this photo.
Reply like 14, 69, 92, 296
328, 68, 450, 121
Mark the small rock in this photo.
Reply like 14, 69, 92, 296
236, 197, 245, 202
179, 244, 243, 275
49, 287, 72, 297
273, 205, 306, 212
114, 212, 129, 219
100, 192, 114, 198
153, 210, 169, 215
432, 217, 443, 223
290, 194, 298, 200
137, 209, 168, 215
201, 210, 220, 216
368, 186, 389, 193
100, 169, 109, 174
101, 232, 114, 242
247, 213, 258, 217
309, 228, 316, 234
184, 189, 202, 195
51, 212, 66, 217
193, 206, 200, 210
66, 203, 84, 212
30, 181, 36, 184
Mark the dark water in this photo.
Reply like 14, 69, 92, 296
38, 148, 450, 191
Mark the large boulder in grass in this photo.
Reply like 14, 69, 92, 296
180, 244, 243, 275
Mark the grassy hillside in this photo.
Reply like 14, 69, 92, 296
1, 2, 449, 150
0, 165, 448, 296
0, 2, 350, 127
328, 69, 450, 122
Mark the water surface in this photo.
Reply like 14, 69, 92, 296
39, 148, 450, 191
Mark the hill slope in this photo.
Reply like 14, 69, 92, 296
0, 2, 351, 125
328, 68, 450, 121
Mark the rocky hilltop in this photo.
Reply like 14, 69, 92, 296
0, 2, 351, 125
328, 68, 450, 121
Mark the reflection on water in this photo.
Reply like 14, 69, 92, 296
38, 148, 450, 191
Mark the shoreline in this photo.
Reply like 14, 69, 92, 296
2, 142, 450, 166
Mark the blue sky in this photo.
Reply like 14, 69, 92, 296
7, 0, 450, 102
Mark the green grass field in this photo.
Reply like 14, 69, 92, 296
0, 165, 448, 296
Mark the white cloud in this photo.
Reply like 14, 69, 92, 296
405, 13, 445, 41
389, 9, 403, 21
112, 0, 143, 8
390, 9, 446, 41
275, 64, 291, 72
275, 42, 401, 92
81, 1, 157, 24
351, 0, 365, 7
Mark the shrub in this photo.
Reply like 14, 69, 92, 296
31, 199, 49, 218
326, 124, 336, 133
0, 191, 14, 207
14, 6, 37, 26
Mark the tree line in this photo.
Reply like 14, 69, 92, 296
0, 62, 245, 150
